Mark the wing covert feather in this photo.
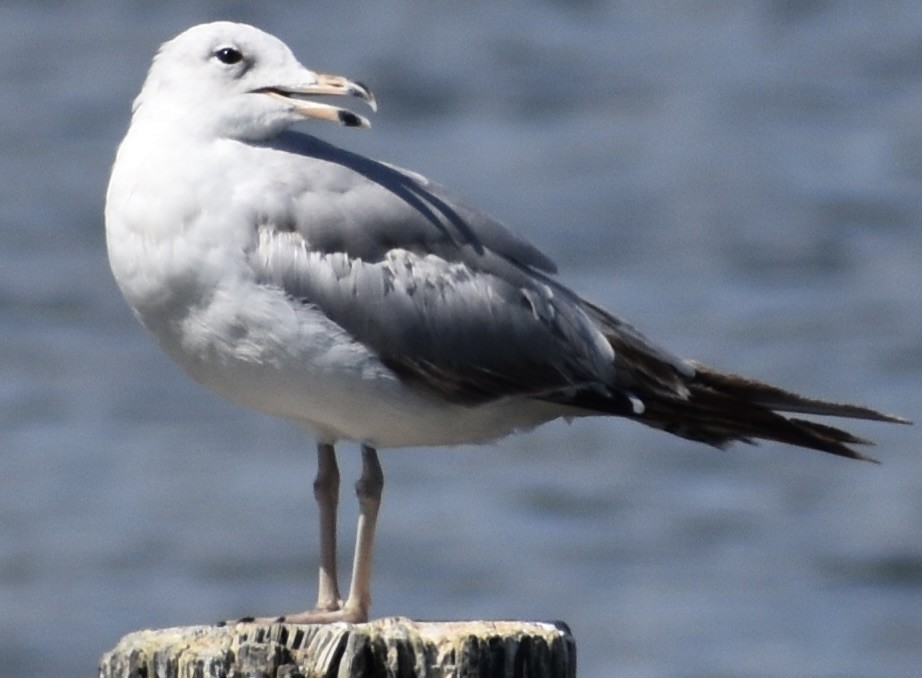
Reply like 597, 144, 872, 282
251, 226, 614, 403
258, 131, 557, 274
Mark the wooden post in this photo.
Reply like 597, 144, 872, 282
98, 617, 576, 677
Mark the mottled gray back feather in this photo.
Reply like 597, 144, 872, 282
258, 131, 557, 273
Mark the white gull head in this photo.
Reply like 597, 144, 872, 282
131, 21, 376, 141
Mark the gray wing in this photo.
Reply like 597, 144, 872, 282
248, 132, 626, 405
259, 131, 557, 274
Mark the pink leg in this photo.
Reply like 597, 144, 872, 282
340, 445, 383, 621
235, 445, 383, 625
313, 443, 342, 611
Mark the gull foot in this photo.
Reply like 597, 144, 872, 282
217, 605, 368, 627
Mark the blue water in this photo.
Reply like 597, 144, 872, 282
1, 2, 920, 676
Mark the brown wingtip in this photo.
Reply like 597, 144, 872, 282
688, 361, 912, 426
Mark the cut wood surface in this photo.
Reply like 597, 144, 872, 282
98, 617, 576, 677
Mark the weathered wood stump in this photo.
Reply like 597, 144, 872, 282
98, 617, 576, 677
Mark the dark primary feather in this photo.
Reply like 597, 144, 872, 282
249, 130, 909, 461
558, 305, 910, 462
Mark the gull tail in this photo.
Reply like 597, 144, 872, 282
635, 361, 909, 462
575, 300, 910, 462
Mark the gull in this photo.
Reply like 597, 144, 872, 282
105, 21, 909, 625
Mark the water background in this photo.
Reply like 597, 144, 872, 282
1, 2, 920, 676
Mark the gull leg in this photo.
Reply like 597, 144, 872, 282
313, 443, 342, 611
340, 445, 384, 621
224, 443, 345, 625
240, 444, 383, 625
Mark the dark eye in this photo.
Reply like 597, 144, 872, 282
214, 47, 243, 65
